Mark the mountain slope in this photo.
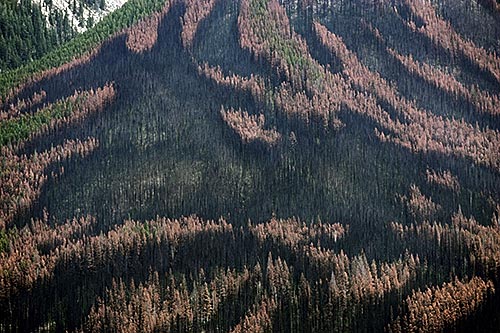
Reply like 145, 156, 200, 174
32, 0, 129, 32
0, 0, 500, 332
0, 0, 74, 71
0, 0, 129, 73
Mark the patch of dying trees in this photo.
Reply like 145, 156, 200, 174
387, 48, 500, 117
313, 21, 500, 172
390, 208, 500, 277
229, 296, 276, 333
0, 83, 114, 149
85, 267, 253, 332
26, 84, 114, 146
238, 0, 344, 127
401, 0, 500, 83
0, 214, 97, 299
84, 252, 289, 333
1, 211, 421, 332
426, 168, 460, 192
399, 184, 442, 221
0, 90, 47, 121
0, 138, 98, 230
235, 0, 500, 173
220, 106, 281, 146
250, 217, 347, 248
1, 0, 499, 331
197, 63, 267, 102
389, 276, 495, 333
1, 44, 107, 109
0, 83, 115, 229
250, 217, 418, 302
181, 0, 218, 49
387, 202, 500, 330
0, 215, 233, 301
126, 1, 173, 53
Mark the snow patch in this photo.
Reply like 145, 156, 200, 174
31, 0, 129, 33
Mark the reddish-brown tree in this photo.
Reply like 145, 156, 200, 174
220, 106, 281, 146
126, 1, 172, 53
388, 48, 500, 117
197, 62, 267, 102
426, 169, 460, 192
0, 90, 47, 121
314, 21, 500, 172
181, 0, 217, 49
390, 276, 495, 333
0, 137, 99, 229
401, 0, 500, 83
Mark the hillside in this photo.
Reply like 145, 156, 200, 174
0, 0, 128, 71
31, 0, 129, 32
1, 0, 500, 332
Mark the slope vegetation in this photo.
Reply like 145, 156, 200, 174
0, 0, 499, 331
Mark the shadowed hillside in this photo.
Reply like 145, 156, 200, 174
0, 0, 500, 332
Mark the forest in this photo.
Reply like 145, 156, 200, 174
0, 0, 500, 331
0, 0, 74, 71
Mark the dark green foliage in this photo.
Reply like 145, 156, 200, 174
0, 0, 167, 98
0, 99, 77, 147
0, 228, 13, 253
0, 0, 74, 71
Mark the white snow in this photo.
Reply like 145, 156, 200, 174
31, 0, 129, 33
